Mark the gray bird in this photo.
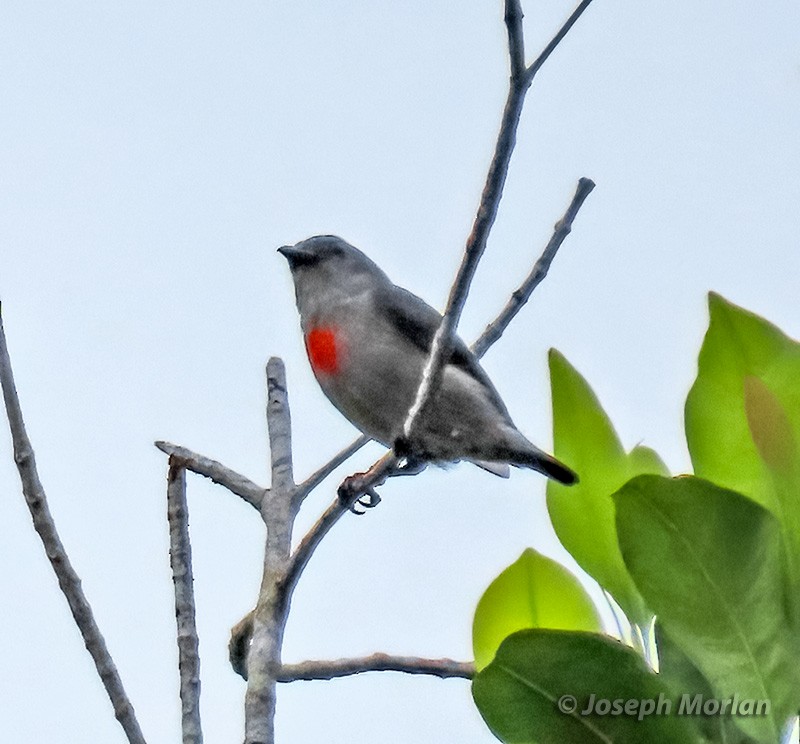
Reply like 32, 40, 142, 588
279, 235, 577, 485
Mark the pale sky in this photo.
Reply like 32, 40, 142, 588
1, 1, 799, 742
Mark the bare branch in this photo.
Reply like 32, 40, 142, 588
244, 358, 297, 744
265, 357, 295, 500
0, 305, 147, 744
225, 5, 597, 737
278, 654, 475, 682
166, 461, 203, 744
401, 56, 530, 444
294, 434, 371, 503
346, 5, 595, 507
284, 452, 398, 594
401, 0, 596, 449
285, 499, 347, 590
504, 0, 526, 79
525, 0, 595, 83
471, 177, 595, 358
154, 441, 265, 510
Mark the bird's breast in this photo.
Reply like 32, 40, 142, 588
304, 324, 346, 377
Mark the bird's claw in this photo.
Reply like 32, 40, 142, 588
338, 475, 382, 515
348, 488, 382, 515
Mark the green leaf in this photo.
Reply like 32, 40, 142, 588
473, 548, 602, 670
472, 629, 701, 744
685, 293, 800, 587
547, 349, 669, 625
685, 292, 800, 500
615, 474, 799, 743
656, 623, 756, 744
655, 622, 714, 707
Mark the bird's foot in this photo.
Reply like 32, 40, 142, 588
391, 457, 427, 477
337, 449, 417, 515
393, 435, 414, 459
391, 437, 428, 476
338, 474, 382, 515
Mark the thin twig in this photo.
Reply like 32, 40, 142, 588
284, 452, 398, 594
294, 434, 371, 503
167, 460, 203, 744
278, 654, 475, 682
155, 441, 265, 510
471, 177, 595, 357
525, 0, 595, 83
285, 500, 346, 590
0, 305, 147, 744
401, 59, 529, 442
401, 0, 595, 450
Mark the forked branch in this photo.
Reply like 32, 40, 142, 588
472, 177, 595, 357
401, 0, 595, 446
157, 4, 597, 743
156, 440, 265, 510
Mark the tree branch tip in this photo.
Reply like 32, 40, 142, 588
524, 0, 596, 82
276, 655, 475, 682
504, 0, 523, 20
167, 456, 188, 479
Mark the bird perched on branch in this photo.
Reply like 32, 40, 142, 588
279, 235, 577, 486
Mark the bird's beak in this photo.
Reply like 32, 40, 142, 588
278, 244, 318, 268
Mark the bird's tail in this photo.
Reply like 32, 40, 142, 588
511, 447, 578, 486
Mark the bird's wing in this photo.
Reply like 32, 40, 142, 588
380, 285, 512, 419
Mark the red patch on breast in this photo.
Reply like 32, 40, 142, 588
305, 326, 340, 375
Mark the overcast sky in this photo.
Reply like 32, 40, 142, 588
2, 1, 799, 742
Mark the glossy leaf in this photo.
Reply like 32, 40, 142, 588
656, 623, 756, 744
472, 548, 601, 670
616, 475, 799, 743
547, 349, 668, 625
473, 629, 701, 744
685, 293, 800, 586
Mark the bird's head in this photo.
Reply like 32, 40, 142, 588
278, 235, 389, 318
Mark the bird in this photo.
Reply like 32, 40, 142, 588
278, 235, 577, 486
